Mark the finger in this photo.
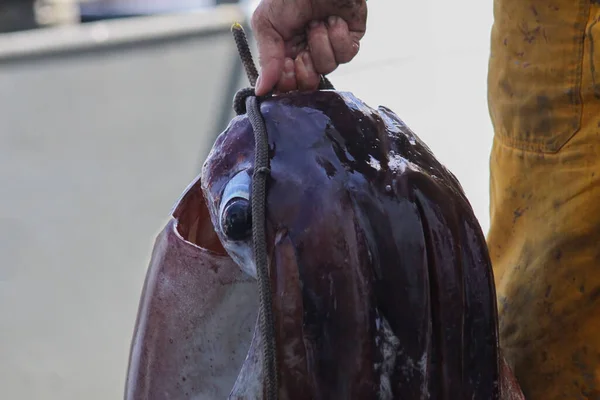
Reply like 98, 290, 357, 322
336, 1, 368, 35
326, 16, 360, 64
251, 9, 286, 96
285, 36, 307, 60
295, 51, 321, 92
275, 58, 298, 94
306, 21, 337, 75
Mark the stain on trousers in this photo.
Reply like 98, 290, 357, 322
488, 0, 600, 398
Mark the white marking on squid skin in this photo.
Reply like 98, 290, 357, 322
377, 107, 405, 136
368, 155, 382, 171
387, 151, 410, 174
377, 106, 422, 149
399, 351, 426, 379
374, 312, 401, 400
418, 352, 430, 399
374, 313, 431, 399
392, 345, 431, 399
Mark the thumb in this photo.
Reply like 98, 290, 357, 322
251, 12, 286, 96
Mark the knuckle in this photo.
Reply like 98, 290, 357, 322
250, 11, 263, 31
328, 21, 349, 37
299, 78, 319, 92
334, 46, 356, 64
335, 53, 351, 64
308, 25, 327, 42
250, 5, 270, 31
316, 59, 338, 75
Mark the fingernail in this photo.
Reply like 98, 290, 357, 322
284, 58, 293, 71
302, 52, 313, 72
255, 75, 262, 89
284, 58, 295, 77
309, 20, 320, 29
328, 16, 338, 26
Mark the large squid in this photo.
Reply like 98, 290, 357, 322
123, 87, 525, 399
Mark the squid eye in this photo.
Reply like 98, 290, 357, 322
219, 170, 252, 241
221, 198, 252, 241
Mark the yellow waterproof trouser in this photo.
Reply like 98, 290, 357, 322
488, 0, 600, 398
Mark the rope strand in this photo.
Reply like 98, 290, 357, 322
232, 23, 259, 86
246, 95, 278, 400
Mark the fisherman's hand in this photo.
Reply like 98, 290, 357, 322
251, 0, 367, 96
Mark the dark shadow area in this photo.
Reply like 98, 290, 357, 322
173, 177, 227, 255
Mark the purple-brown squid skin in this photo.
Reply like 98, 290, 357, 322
125, 89, 526, 399
200, 90, 524, 399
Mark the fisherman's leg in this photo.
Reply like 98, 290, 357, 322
487, 1, 600, 398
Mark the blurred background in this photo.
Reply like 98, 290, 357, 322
0, 1, 494, 399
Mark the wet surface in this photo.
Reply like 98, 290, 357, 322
196, 90, 507, 399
